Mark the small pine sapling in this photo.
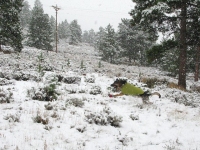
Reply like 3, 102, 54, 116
98, 61, 102, 68
37, 52, 45, 76
67, 59, 70, 67
81, 60, 85, 69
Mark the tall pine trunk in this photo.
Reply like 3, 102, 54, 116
194, 46, 200, 81
178, 1, 187, 89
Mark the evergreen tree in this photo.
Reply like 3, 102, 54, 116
58, 19, 70, 40
20, 1, 31, 28
130, 0, 192, 89
68, 20, 82, 45
117, 19, 152, 64
82, 29, 96, 46
88, 29, 96, 46
49, 16, 56, 42
96, 27, 106, 51
82, 30, 89, 43
27, 0, 53, 50
147, 39, 179, 76
186, 1, 200, 81
100, 24, 119, 63
0, 0, 23, 52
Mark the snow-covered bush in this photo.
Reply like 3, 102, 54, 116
66, 98, 84, 107
4, 113, 21, 122
42, 63, 53, 71
0, 89, 13, 103
0, 78, 12, 86
44, 73, 59, 84
85, 107, 123, 127
76, 124, 87, 133
85, 77, 95, 83
55, 74, 81, 84
130, 114, 139, 121
175, 94, 199, 107
44, 103, 54, 110
12, 71, 39, 81
62, 76, 81, 84
1, 45, 14, 54
89, 85, 101, 95
166, 89, 200, 107
51, 111, 59, 118
28, 83, 59, 101
33, 113, 49, 125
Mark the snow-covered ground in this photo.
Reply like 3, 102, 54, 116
0, 43, 200, 150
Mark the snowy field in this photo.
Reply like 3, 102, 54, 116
0, 43, 200, 150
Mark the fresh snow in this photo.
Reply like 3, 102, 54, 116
0, 42, 200, 150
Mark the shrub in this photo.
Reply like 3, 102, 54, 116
130, 114, 139, 121
90, 86, 101, 95
85, 107, 123, 127
51, 111, 59, 118
0, 78, 12, 86
66, 98, 84, 108
85, 77, 95, 83
33, 114, 49, 125
44, 103, 54, 110
28, 84, 59, 101
141, 78, 158, 88
167, 82, 186, 91
0, 89, 13, 103
4, 113, 20, 122
62, 76, 81, 84
43, 84, 59, 101
141, 77, 167, 88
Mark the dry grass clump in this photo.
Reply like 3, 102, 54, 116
141, 77, 187, 91
167, 82, 187, 91
33, 114, 49, 125
141, 77, 167, 88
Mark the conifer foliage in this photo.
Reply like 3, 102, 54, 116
100, 24, 119, 63
130, 0, 200, 88
69, 20, 82, 45
27, 0, 53, 50
0, 0, 23, 52
117, 19, 152, 64
20, 1, 31, 28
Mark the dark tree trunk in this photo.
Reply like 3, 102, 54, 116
194, 46, 200, 81
178, 1, 187, 89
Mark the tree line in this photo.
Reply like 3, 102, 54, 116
129, 0, 200, 89
1, 0, 200, 89
82, 20, 153, 65
0, 0, 82, 52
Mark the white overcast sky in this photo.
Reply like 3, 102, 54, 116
27, 0, 135, 31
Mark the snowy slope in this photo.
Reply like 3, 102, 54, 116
0, 43, 200, 150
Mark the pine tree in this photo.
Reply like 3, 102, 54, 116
186, 1, 200, 81
88, 29, 96, 46
147, 39, 179, 76
68, 20, 82, 45
27, 0, 53, 50
20, 1, 31, 28
82, 31, 89, 43
82, 29, 96, 46
96, 27, 106, 51
58, 19, 70, 40
130, 0, 191, 89
100, 24, 119, 63
0, 0, 23, 52
117, 19, 152, 64
49, 16, 56, 42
